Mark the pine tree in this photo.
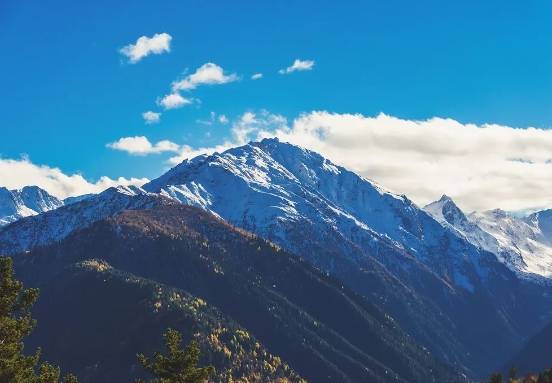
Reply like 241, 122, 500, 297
537, 368, 552, 383
489, 373, 503, 383
136, 328, 215, 383
508, 367, 517, 382
0, 257, 77, 383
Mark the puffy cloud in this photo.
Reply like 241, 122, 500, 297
167, 111, 552, 212
157, 93, 192, 110
0, 157, 148, 199
142, 111, 161, 124
120, 33, 172, 63
172, 63, 239, 91
218, 114, 229, 124
107, 136, 180, 156
279, 59, 315, 74
272, 113, 552, 211
251, 73, 263, 80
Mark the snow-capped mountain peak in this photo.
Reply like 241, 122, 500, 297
143, 138, 501, 295
0, 185, 63, 226
424, 195, 552, 280
423, 194, 468, 227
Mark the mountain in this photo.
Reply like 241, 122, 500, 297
424, 197, 552, 280
142, 138, 552, 376
12, 204, 458, 383
0, 185, 63, 226
503, 317, 552, 375
144, 138, 488, 290
0, 185, 163, 255
4, 139, 552, 377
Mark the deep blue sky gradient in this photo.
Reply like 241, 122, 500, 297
1, 0, 552, 180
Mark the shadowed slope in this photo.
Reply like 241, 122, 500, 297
15, 204, 460, 383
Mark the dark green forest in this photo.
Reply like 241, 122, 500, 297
0, 256, 221, 383
4, 253, 552, 383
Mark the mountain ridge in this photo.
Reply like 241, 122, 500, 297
0, 185, 63, 226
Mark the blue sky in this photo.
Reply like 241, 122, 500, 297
2, 1, 552, 210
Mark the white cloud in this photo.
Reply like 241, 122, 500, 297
165, 111, 552, 212
279, 59, 315, 74
142, 111, 161, 124
107, 136, 180, 156
196, 112, 229, 126
172, 63, 239, 91
157, 93, 192, 110
120, 33, 172, 63
251, 73, 263, 80
0, 157, 148, 199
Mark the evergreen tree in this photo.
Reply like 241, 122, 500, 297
508, 367, 517, 382
489, 373, 503, 383
137, 328, 214, 383
537, 368, 552, 383
0, 257, 77, 383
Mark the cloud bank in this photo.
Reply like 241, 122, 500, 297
164, 111, 552, 212
0, 157, 148, 199
120, 33, 172, 63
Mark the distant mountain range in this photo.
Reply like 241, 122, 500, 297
424, 195, 552, 280
0, 185, 63, 225
3, 138, 552, 380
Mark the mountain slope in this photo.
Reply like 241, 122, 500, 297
0, 186, 63, 226
0, 185, 163, 255
21, 259, 303, 383
14, 204, 459, 383
503, 318, 552, 375
528, 209, 552, 244
143, 138, 552, 376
